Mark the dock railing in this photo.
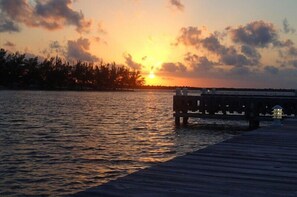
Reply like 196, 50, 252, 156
173, 88, 297, 129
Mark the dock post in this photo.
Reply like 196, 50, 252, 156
248, 102, 259, 130
182, 116, 188, 125
249, 119, 259, 130
182, 88, 188, 125
175, 116, 180, 126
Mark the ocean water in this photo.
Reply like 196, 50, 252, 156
0, 90, 242, 196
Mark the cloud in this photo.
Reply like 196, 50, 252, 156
50, 41, 62, 49
264, 66, 279, 74
4, 41, 16, 47
289, 60, 297, 68
160, 62, 187, 72
241, 45, 261, 64
176, 26, 202, 46
67, 37, 99, 62
288, 46, 297, 56
0, 0, 91, 33
123, 53, 142, 70
283, 18, 296, 34
228, 21, 278, 48
176, 23, 275, 67
97, 22, 107, 34
220, 48, 252, 66
229, 65, 251, 76
184, 53, 216, 71
199, 34, 257, 67
177, 28, 259, 67
170, 20, 297, 87
47, 40, 66, 56
0, 15, 20, 32
169, 0, 184, 11
200, 34, 225, 53
94, 36, 101, 43
241, 45, 260, 59
277, 40, 297, 63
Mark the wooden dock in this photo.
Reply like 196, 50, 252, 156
74, 119, 297, 196
174, 93, 297, 129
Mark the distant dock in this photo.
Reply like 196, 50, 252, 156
74, 119, 297, 196
173, 89, 297, 129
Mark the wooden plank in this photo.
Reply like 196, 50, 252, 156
74, 120, 297, 196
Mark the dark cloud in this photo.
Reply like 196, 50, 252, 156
184, 52, 199, 63
169, 0, 184, 11
288, 46, 297, 56
67, 38, 99, 62
229, 66, 251, 76
0, 16, 20, 32
283, 18, 296, 34
201, 34, 225, 54
221, 48, 252, 66
277, 58, 297, 69
123, 53, 142, 70
289, 60, 297, 68
241, 45, 261, 64
161, 62, 187, 72
47, 40, 65, 55
241, 45, 260, 58
4, 41, 15, 47
0, 0, 91, 33
176, 26, 202, 46
176, 28, 227, 55
177, 21, 295, 66
271, 38, 294, 48
196, 56, 215, 70
277, 41, 297, 59
200, 35, 257, 67
228, 21, 278, 48
176, 23, 272, 67
50, 41, 62, 49
264, 66, 279, 74
184, 53, 216, 71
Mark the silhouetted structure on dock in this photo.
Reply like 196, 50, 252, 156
173, 89, 297, 129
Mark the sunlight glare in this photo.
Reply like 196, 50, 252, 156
149, 71, 155, 79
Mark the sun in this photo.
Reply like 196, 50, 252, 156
146, 70, 159, 85
149, 71, 155, 79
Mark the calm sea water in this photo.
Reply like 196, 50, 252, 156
0, 90, 241, 196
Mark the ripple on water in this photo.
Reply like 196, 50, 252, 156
0, 91, 240, 196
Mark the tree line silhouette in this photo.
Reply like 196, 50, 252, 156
0, 48, 144, 90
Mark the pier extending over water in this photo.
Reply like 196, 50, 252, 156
75, 119, 297, 196
174, 91, 297, 129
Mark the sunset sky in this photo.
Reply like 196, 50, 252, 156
1, 0, 297, 88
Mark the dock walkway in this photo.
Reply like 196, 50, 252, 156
75, 120, 297, 196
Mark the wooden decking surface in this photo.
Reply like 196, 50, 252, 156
74, 119, 297, 197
